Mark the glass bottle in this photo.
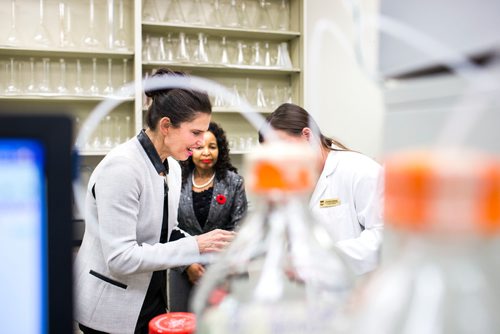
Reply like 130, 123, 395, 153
192, 141, 354, 333
142, 34, 152, 63
218, 36, 231, 65
186, 0, 206, 26
342, 149, 500, 334
175, 32, 190, 62
206, 0, 223, 27
118, 58, 130, 96
224, 0, 242, 28
276, 42, 292, 69
250, 41, 263, 66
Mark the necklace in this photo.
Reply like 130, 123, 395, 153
192, 172, 215, 188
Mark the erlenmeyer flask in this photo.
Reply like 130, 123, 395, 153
33, 0, 52, 47
263, 42, 272, 67
26, 58, 37, 94
164, 33, 175, 62
235, 41, 247, 66
254, 0, 272, 30
163, 0, 185, 24
224, 0, 242, 28
142, 34, 152, 62
58, 2, 75, 48
193, 32, 209, 64
82, 0, 102, 49
88, 58, 100, 96
103, 58, 114, 95
56, 58, 68, 95
192, 142, 354, 333
218, 36, 231, 65
157, 36, 167, 61
250, 41, 263, 66
175, 32, 190, 62
229, 83, 241, 107
186, 0, 206, 26
114, 0, 128, 50
74, 59, 85, 95
142, 0, 160, 22
5, 0, 20, 46
276, 42, 292, 69
102, 115, 114, 149
255, 82, 267, 108
275, 0, 290, 31
38, 58, 51, 94
206, 0, 223, 27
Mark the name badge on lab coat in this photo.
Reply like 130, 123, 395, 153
320, 198, 341, 208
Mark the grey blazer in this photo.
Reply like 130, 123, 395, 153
169, 170, 248, 311
178, 170, 248, 234
74, 137, 199, 333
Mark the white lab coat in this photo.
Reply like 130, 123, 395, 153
309, 150, 383, 275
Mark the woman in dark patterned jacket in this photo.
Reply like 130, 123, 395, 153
169, 121, 248, 312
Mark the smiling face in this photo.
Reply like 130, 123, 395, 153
192, 131, 219, 171
164, 112, 211, 161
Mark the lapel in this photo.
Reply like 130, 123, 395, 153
309, 151, 341, 210
205, 176, 223, 231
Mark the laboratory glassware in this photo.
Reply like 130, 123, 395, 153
82, 0, 102, 49
274, 0, 289, 31
106, 0, 115, 50
26, 57, 37, 94
56, 58, 68, 94
5, 0, 20, 46
142, 0, 159, 22
187, 0, 206, 26
192, 141, 354, 333
33, 0, 52, 47
103, 58, 114, 95
235, 41, 247, 65
38, 58, 51, 94
58, 2, 75, 48
193, 33, 210, 63
4, 58, 20, 95
74, 59, 85, 95
251, 41, 263, 66
206, 0, 223, 27
88, 58, 100, 96
175, 32, 190, 62
254, 0, 272, 30
224, 0, 242, 28
276, 42, 292, 69
119, 58, 130, 96
114, 0, 128, 50
163, 0, 184, 24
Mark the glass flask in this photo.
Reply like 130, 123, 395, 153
88, 58, 100, 96
26, 57, 37, 94
341, 149, 500, 334
38, 58, 51, 94
32, 0, 52, 47
5, 0, 20, 46
175, 32, 190, 62
206, 0, 223, 27
58, 2, 75, 48
276, 42, 292, 69
103, 58, 114, 95
186, 0, 206, 26
142, 0, 160, 22
114, 0, 128, 50
274, 0, 290, 31
82, 0, 102, 49
163, 0, 185, 24
74, 59, 85, 95
254, 0, 272, 30
56, 58, 68, 95
192, 141, 355, 334
4, 58, 20, 95
224, 0, 243, 28
193, 32, 210, 64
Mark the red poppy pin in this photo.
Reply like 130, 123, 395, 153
216, 194, 226, 205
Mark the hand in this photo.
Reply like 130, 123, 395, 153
186, 263, 205, 284
195, 229, 235, 253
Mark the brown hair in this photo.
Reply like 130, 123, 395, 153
258, 103, 350, 151
144, 68, 212, 130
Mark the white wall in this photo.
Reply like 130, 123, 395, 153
303, 0, 384, 160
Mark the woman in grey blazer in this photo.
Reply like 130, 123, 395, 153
169, 122, 248, 312
74, 69, 235, 334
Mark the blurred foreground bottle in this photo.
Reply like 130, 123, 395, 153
192, 141, 355, 333
341, 149, 500, 334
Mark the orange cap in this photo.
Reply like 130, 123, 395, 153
384, 149, 500, 235
245, 141, 318, 194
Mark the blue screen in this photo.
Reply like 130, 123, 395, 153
0, 140, 47, 334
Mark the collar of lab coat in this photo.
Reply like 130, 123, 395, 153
309, 150, 341, 207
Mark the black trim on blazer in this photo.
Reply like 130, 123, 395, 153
89, 270, 127, 289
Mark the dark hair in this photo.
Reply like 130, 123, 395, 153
181, 122, 238, 184
144, 68, 212, 130
258, 103, 350, 151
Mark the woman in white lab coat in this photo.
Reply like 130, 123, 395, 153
259, 103, 383, 275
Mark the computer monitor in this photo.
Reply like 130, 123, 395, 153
0, 114, 74, 334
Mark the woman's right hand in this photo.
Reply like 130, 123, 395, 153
195, 229, 235, 253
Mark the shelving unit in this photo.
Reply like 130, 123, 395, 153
0, 0, 303, 168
